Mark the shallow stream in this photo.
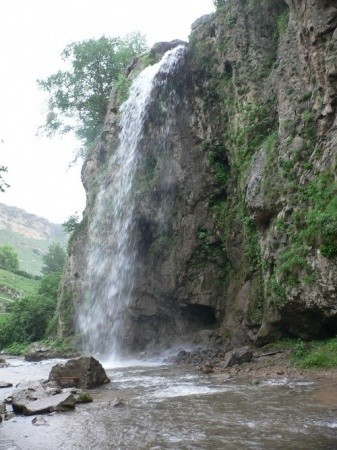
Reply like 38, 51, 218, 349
0, 358, 337, 449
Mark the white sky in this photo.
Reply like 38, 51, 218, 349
0, 0, 214, 224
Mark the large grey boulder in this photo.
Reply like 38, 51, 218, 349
48, 356, 110, 389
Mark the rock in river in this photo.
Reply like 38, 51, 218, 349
48, 356, 110, 388
11, 381, 76, 416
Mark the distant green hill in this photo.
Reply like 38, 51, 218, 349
0, 203, 67, 275
0, 268, 39, 312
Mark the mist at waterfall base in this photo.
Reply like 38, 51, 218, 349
77, 46, 186, 363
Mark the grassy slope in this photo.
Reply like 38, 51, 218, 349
0, 228, 65, 275
0, 268, 39, 311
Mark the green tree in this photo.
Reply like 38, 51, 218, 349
38, 271, 62, 298
37, 33, 147, 148
42, 243, 66, 275
0, 294, 56, 345
62, 213, 80, 234
0, 245, 19, 271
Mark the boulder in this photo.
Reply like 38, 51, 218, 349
12, 391, 75, 416
221, 347, 253, 368
11, 380, 76, 416
48, 356, 110, 389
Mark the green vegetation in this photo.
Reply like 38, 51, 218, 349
0, 241, 68, 352
0, 294, 56, 345
276, 5, 290, 38
41, 243, 66, 275
230, 103, 275, 164
38, 33, 148, 151
0, 268, 39, 299
292, 338, 337, 368
276, 247, 307, 286
0, 244, 19, 271
267, 338, 337, 369
270, 171, 337, 301
300, 173, 337, 258
0, 227, 66, 275
191, 228, 226, 270
62, 214, 80, 235
0, 271, 61, 349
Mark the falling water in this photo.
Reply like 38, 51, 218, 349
77, 45, 186, 359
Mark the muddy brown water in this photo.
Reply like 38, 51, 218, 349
0, 357, 336, 449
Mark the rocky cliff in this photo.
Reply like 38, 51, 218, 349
58, 0, 337, 353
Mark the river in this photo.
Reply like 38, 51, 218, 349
0, 357, 337, 449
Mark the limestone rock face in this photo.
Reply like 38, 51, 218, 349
59, 0, 337, 351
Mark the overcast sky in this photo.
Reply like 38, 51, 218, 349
0, 0, 214, 224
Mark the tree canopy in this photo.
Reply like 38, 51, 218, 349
0, 245, 19, 271
37, 33, 148, 149
42, 243, 66, 275
62, 213, 80, 234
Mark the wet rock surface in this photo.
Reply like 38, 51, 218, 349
12, 391, 76, 416
8, 380, 76, 416
48, 356, 110, 388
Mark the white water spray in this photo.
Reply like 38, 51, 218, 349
78, 45, 186, 360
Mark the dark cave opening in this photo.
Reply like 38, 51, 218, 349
180, 303, 217, 330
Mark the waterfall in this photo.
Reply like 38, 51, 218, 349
77, 45, 186, 360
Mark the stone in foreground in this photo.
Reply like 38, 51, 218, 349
48, 356, 110, 388
0, 381, 13, 388
11, 381, 76, 416
12, 391, 76, 416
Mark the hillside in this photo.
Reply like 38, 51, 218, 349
0, 268, 39, 313
0, 203, 66, 275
